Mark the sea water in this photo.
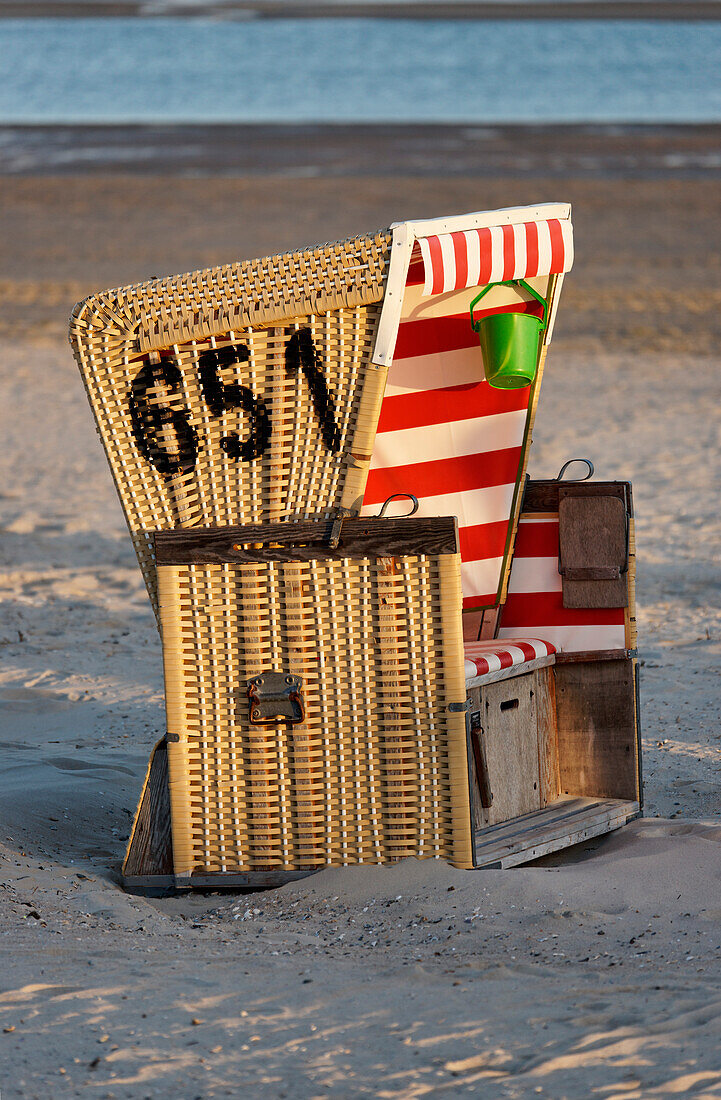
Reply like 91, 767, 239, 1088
0, 17, 717, 124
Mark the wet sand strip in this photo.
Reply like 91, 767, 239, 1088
2, 123, 720, 178
2, 0, 720, 17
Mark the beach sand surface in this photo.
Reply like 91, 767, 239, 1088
0, 169, 719, 1097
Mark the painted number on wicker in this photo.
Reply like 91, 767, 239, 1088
198, 343, 272, 461
284, 327, 342, 454
129, 355, 198, 478
128, 328, 342, 481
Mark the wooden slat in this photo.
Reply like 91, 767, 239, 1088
476, 794, 625, 844
555, 649, 631, 664
536, 666, 559, 806
122, 875, 176, 892
478, 806, 639, 869
474, 796, 640, 868
188, 869, 321, 888
122, 739, 174, 878
155, 516, 459, 565
477, 802, 639, 867
555, 658, 640, 801
523, 479, 631, 514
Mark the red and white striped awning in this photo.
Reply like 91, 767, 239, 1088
418, 217, 574, 297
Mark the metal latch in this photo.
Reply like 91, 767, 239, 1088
328, 507, 350, 550
247, 671, 304, 725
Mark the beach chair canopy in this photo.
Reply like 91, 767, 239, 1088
363, 204, 574, 624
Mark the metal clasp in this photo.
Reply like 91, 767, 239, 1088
328, 507, 350, 550
247, 671, 304, 725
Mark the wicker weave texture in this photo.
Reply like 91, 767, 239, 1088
69, 233, 391, 616
626, 516, 638, 651
158, 551, 472, 875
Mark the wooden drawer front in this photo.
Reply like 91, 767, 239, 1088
483, 677, 541, 825
467, 667, 559, 831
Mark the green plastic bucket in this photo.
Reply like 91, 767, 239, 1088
469, 279, 548, 390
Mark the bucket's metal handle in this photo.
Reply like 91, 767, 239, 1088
376, 493, 419, 519
555, 458, 594, 482
470, 279, 548, 332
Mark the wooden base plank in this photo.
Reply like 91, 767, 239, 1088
185, 869, 323, 888
122, 874, 176, 896
474, 796, 640, 868
121, 748, 640, 889
125, 867, 327, 892
475, 795, 623, 844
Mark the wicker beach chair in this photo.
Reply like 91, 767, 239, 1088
69, 204, 642, 891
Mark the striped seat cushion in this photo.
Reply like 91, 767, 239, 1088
464, 637, 556, 681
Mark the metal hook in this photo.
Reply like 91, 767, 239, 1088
555, 458, 594, 482
376, 493, 420, 519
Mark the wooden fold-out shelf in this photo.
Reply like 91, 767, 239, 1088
474, 795, 640, 869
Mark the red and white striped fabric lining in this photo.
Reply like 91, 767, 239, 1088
464, 638, 555, 681
418, 217, 574, 297
362, 278, 534, 609
498, 515, 627, 654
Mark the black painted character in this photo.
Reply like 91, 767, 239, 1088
129, 354, 198, 478
198, 343, 271, 461
284, 327, 341, 454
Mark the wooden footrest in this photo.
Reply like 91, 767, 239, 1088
474, 796, 640, 869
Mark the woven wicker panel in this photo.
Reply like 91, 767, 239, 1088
157, 526, 472, 876
69, 232, 391, 616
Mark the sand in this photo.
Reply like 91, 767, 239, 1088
0, 161, 719, 1097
